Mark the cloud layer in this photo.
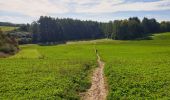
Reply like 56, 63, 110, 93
0, 0, 170, 23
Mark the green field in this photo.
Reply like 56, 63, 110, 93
96, 32, 170, 99
0, 44, 97, 99
0, 26, 18, 32
0, 32, 170, 99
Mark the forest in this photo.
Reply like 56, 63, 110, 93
28, 16, 170, 43
1, 16, 170, 44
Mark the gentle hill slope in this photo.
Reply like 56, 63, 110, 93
95, 32, 170, 99
151, 32, 170, 40
0, 32, 170, 99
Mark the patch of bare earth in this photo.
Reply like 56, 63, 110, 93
81, 53, 108, 100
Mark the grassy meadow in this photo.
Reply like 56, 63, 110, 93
96, 32, 170, 99
0, 44, 97, 99
0, 32, 170, 99
0, 26, 18, 32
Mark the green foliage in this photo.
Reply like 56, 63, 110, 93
160, 21, 170, 32
0, 43, 17, 54
0, 25, 32, 45
0, 29, 18, 55
0, 44, 96, 99
32, 16, 103, 43
31, 16, 170, 42
8, 32, 32, 44
142, 17, 160, 34
96, 32, 170, 99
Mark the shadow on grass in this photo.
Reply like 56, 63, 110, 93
38, 41, 67, 46
132, 34, 154, 41
37, 37, 104, 46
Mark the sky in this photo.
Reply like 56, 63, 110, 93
0, 0, 170, 23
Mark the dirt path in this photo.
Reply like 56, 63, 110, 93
82, 51, 107, 100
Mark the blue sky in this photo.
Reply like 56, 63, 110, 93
0, 0, 170, 23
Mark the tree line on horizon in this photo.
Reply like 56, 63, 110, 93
2, 16, 169, 43
102, 17, 170, 40
29, 16, 170, 43
0, 22, 25, 27
31, 16, 104, 43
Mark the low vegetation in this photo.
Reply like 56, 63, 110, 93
0, 44, 96, 99
0, 32, 170, 99
96, 32, 170, 99
0, 29, 18, 57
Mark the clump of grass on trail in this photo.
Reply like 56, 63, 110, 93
0, 44, 97, 99
96, 32, 170, 99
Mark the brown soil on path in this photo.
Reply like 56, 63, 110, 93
81, 53, 108, 100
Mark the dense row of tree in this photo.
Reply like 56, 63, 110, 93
1, 16, 170, 44
31, 16, 103, 43
160, 21, 170, 32
0, 22, 23, 27
28, 16, 170, 42
102, 17, 170, 40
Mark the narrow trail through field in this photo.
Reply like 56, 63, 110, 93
82, 49, 108, 100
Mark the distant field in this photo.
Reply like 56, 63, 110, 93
96, 32, 170, 99
0, 32, 170, 99
152, 32, 170, 40
0, 26, 18, 32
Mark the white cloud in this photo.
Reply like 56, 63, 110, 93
0, 0, 170, 16
0, 0, 68, 16
0, 16, 36, 23
57, 0, 101, 5
75, 0, 170, 13
0, 0, 170, 23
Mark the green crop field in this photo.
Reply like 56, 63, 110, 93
0, 44, 97, 99
0, 32, 170, 99
96, 32, 170, 99
0, 26, 18, 32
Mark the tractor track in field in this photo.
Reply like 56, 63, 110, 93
81, 50, 108, 100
